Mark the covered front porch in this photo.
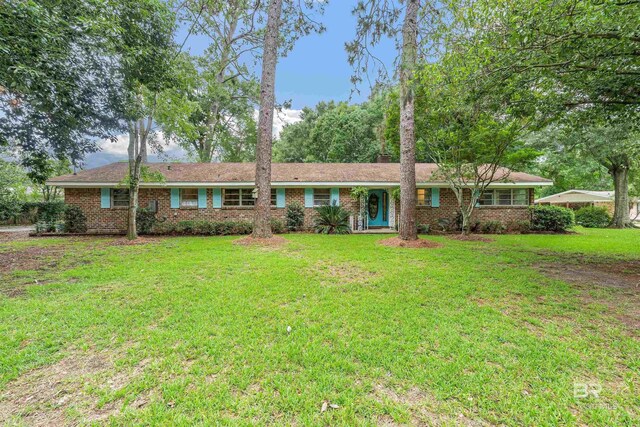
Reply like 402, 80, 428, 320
349, 188, 396, 232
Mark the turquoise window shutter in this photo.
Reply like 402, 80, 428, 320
276, 188, 285, 208
304, 188, 314, 208
100, 188, 111, 208
212, 188, 222, 208
198, 188, 207, 208
330, 188, 340, 206
473, 189, 480, 207
431, 188, 440, 208
170, 188, 180, 209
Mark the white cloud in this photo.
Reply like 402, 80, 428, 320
85, 108, 303, 168
272, 109, 303, 137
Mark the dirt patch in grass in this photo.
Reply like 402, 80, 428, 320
447, 234, 495, 243
372, 383, 489, 426
540, 260, 640, 291
538, 260, 640, 330
308, 260, 379, 286
378, 237, 442, 249
0, 349, 149, 426
109, 236, 164, 246
233, 235, 288, 247
0, 231, 32, 242
0, 246, 69, 274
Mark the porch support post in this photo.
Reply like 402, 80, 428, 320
389, 195, 396, 229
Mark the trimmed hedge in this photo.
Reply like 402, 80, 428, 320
530, 205, 574, 232
575, 206, 611, 228
153, 219, 286, 236
63, 205, 87, 233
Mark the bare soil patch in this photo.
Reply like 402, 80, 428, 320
538, 260, 640, 330
109, 236, 164, 246
378, 237, 442, 249
0, 231, 32, 242
540, 260, 640, 291
308, 260, 379, 286
0, 349, 149, 426
372, 383, 490, 426
0, 246, 69, 274
233, 235, 288, 247
447, 234, 495, 243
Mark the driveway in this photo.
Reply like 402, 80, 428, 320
0, 226, 34, 233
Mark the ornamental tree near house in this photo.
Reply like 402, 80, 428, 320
446, 0, 640, 227
112, 0, 183, 240
414, 62, 540, 234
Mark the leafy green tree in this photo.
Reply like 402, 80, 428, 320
396, 60, 539, 234
0, 0, 121, 164
111, 0, 182, 240
21, 154, 72, 202
524, 129, 611, 198
444, 0, 639, 226
526, 124, 640, 228
274, 99, 385, 163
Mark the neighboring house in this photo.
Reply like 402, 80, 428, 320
535, 189, 639, 219
47, 162, 552, 233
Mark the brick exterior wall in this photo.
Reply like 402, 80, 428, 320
65, 186, 533, 233
415, 188, 532, 229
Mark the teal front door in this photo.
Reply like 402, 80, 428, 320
368, 190, 389, 227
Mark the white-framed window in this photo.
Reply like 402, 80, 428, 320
223, 188, 277, 207
112, 188, 130, 208
180, 188, 199, 209
478, 189, 529, 206
313, 188, 331, 207
416, 189, 432, 206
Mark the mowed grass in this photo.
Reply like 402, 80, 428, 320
0, 229, 638, 426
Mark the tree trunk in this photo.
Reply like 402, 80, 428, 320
611, 164, 631, 228
127, 123, 139, 240
252, 0, 283, 239
398, 0, 419, 241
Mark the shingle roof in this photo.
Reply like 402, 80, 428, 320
535, 189, 615, 203
48, 162, 552, 186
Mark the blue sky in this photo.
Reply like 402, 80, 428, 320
87, 1, 398, 167
179, 1, 397, 110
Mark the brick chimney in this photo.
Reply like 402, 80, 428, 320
376, 154, 391, 163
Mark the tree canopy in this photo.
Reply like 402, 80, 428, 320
274, 98, 386, 163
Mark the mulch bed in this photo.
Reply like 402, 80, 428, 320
233, 235, 289, 247
378, 237, 442, 249
447, 234, 495, 242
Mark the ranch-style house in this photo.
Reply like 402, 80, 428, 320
47, 162, 552, 233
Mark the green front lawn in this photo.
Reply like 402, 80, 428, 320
0, 229, 638, 425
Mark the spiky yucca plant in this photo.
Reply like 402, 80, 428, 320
313, 204, 351, 234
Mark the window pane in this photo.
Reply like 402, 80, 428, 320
223, 189, 240, 206
512, 189, 527, 205
112, 189, 129, 208
181, 189, 198, 208
478, 190, 494, 206
314, 189, 331, 206
496, 189, 512, 205
240, 189, 255, 206
416, 189, 431, 206
271, 189, 277, 206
